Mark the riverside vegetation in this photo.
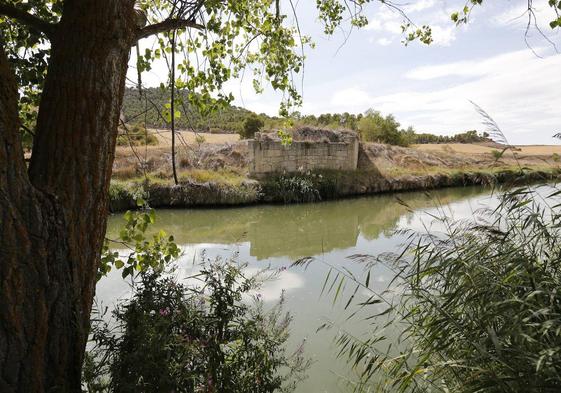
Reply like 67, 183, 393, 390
93, 181, 561, 392
303, 183, 561, 392
85, 203, 308, 392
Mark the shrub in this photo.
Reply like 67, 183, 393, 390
263, 173, 320, 203
261, 171, 341, 203
87, 262, 308, 393
195, 134, 206, 145
491, 149, 504, 160
240, 115, 264, 139
116, 124, 159, 146
89, 207, 308, 392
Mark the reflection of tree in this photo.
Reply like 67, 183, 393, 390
107, 186, 488, 260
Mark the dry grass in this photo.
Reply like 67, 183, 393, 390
112, 138, 560, 186
149, 129, 239, 146
413, 143, 561, 156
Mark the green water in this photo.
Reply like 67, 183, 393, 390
100, 186, 497, 392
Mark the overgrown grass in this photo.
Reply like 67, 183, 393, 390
112, 169, 247, 188
260, 171, 340, 203
178, 168, 247, 186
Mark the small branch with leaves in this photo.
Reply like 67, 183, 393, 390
0, 3, 56, 38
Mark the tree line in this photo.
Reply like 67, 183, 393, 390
123, 89, 491, 146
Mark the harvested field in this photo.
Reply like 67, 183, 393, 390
413, 143, 561, 156
150, 129, 240, 146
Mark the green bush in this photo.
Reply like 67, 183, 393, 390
262, 173, 319, 203
240, 115, 264, 139
116, 124, 159, 146
357, 110, 409, 146
89, 206, 307, 392
87, 262, 308, 393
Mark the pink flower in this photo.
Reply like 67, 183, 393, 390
159, 307, 171, 316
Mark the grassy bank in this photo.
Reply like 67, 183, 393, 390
109, 166, 561, 212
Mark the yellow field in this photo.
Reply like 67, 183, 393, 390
412, 143, 561, 156
150, 129, 239, 146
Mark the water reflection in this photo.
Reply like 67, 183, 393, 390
107, 186, 488, 261
103, 185, 496, 393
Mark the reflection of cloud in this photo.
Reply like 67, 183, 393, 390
245, 267, 305, 302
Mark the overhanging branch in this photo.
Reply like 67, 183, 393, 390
0, 3, 56, 39
136, 18, 203, 41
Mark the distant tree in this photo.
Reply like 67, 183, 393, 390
240, 115, 264, 139
357, 109, 409, 146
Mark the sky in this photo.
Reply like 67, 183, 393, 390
128, 0, 561, 145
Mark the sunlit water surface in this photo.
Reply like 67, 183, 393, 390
100, 185, 507, 392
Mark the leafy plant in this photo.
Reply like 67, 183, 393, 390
491, 148, 504, 160
86, 259, 309, 393
263, 173, 321, 203
240, 115, 264, 139
99, 199, 180, 280
357, 109, 410, 147
195, 133, 206, 145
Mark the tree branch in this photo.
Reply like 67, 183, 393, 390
136, 18, 203, 41
0, 3, 56, 38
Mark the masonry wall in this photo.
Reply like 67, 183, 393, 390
248, 137, 359, 176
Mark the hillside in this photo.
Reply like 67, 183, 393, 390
121, 87, 261, 133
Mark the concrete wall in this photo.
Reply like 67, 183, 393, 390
248, 136, 359, 176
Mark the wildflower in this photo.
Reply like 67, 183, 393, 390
159, 307, 171, 316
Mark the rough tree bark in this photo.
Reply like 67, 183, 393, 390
0, 1, 137, 391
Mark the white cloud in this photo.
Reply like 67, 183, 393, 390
405, 48, 550, 80
323, 49, 561, 144
365, 1, 458, 47
404, 0, 437, 13
376, 37, 392, 46
430, 24, 457, 46
330, 87, 374, 109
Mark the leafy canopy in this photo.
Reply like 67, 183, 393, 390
2, 0, 560, 146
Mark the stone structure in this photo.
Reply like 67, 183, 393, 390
248, 130, 359, 176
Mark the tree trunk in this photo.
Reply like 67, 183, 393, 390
0, 1, 136, 391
